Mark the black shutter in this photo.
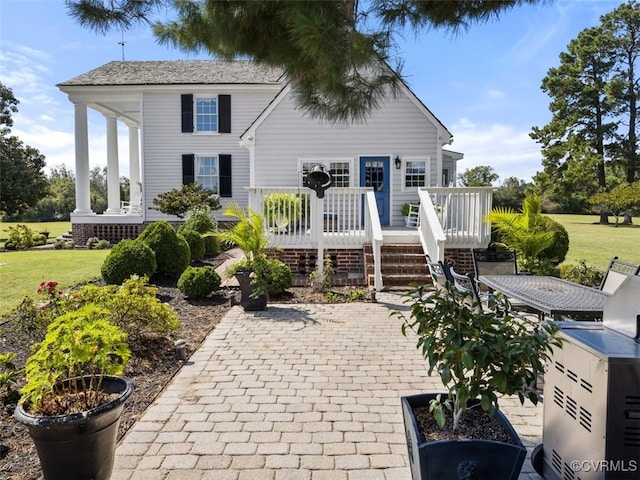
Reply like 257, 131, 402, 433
219, 154, 232, 197
219, 95, 231, 133
181, 94, 194, 133
182, 154, 195, 184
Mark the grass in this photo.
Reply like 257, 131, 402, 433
547, 214, 640, 270
0, 221, 72, 244
0, 249, 110, 316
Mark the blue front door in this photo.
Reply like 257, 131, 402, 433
360, 156, 390, 225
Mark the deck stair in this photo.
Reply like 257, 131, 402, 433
364, 243, 431, 289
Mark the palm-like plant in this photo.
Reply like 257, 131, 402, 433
485, 195, 554, 272
213, 203, 272, 297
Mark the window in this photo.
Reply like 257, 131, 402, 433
196, 156, 219, 193
301, 160, 351, 188
182, 153, 232, 197
196, 97, 218, 132
181, 94, 231, 133
405, 160, 426, 188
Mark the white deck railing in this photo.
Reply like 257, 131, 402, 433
247, 187, 371, 248
417, 189, 447, 262
419, 187, 493, 255
365, 191, 384, 290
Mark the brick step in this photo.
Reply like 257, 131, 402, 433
375, 273, 431, 287
378, 265, 430, 276
365, 252, 426, 264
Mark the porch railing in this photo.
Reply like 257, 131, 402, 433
365, 191, 384, 290
247, 187, 371, 248
418, 187, 493, 258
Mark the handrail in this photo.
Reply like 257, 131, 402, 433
365, 191, 384, 291
418, 189, 447, 262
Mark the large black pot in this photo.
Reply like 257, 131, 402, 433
402, 393, 527, 480
15, 375, 133, 480
234, 270, 268, 311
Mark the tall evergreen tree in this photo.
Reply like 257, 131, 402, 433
66, 0, 541, 123
530, 26, 617, 222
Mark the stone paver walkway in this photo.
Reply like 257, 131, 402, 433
111, 292, 544, 480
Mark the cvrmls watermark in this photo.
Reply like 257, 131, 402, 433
570, 460, 638, 473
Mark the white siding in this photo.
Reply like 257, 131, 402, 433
253, 92, 441, 226
141, 88, 279, 222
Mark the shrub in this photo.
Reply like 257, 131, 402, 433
178, 266, 221, 299
138, 221, 190, 278
178, 207, 219, 256
101, 239, 156, 285
32, 233, 47, 246
53, 239, 74, 249
153, 183, 221, 218
263, 193, 302, 229
86, 237, 111, 250
5, 224, 34, 249
308, 254, 335, 293
265, 258, 292, 295
180, 229, 205, 261
539, 217, 570, 266
559, 260, 604, 287
73, 276, 181, 339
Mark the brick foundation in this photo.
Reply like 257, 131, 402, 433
72, 221, 181, 246
443, 248, 474, 276
268, 248, 366, 286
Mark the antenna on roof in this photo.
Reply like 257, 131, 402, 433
118, 30, 126, 61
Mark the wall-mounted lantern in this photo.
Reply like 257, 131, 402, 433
394, 156, 402, 169
304, 164, 333, 198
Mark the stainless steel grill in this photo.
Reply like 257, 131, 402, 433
533, 275, 640, 480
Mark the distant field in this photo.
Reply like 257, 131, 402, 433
547, 214, 640, 270
0, 221, 71, 245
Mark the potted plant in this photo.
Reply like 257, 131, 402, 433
402, 203, 411, 225
14, 305, 133, 480
393, 282, 560, 480
213, 202, 272, 311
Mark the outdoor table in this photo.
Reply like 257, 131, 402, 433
478, 274, 611, 321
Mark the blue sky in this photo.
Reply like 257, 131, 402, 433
0, 0, 626, 183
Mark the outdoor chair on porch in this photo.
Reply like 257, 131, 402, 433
599, 256, 640, 294
120, 198, 141, 215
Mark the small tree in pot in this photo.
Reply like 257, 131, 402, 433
15, 305, 132, 480
393, 282, 560, 480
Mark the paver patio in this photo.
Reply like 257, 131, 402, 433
111, 292, 544, 480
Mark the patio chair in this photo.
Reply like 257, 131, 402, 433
450, 266, 485, 313
426, 256, 453, 291
120, 199, 141, 215
600, 256, 640, 294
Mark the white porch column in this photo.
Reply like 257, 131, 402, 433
73, 102, 92, 213
105, 114, 121, 213
127, 124, 141, 206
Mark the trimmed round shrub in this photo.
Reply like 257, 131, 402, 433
138, 221, 190, 278
178, 212, 219, 256
539, 216, 569, 266
180, 229, 205, 261
178, 266, 221, 298
101, 239, 156, 285
266, 258, 292, 295
559, 260, 603, 287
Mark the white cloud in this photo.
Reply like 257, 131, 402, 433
450, 118, 542, 183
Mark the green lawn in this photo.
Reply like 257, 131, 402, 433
0, 249, 110, 316
547, 214, 640, 270
0, 221, 72, 244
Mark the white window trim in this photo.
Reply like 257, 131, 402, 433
401, 156, 431, 192
298, 158, 354, 188
194, 94, 220, 134
194, 154, 220, 194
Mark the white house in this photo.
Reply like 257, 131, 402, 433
58, 60, 490, 288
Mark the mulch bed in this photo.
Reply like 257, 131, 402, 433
0, 261, 371, 480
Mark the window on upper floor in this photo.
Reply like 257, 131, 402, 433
181, 94, 231, 134
196, 97, 218, 132
301, 160, 351, 188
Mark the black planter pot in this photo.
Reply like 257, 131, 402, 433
234, 270, 267, 311
15, 375, 133, 480
402, 393, 527, 480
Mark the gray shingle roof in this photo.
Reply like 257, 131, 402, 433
58, 61, 284, 86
